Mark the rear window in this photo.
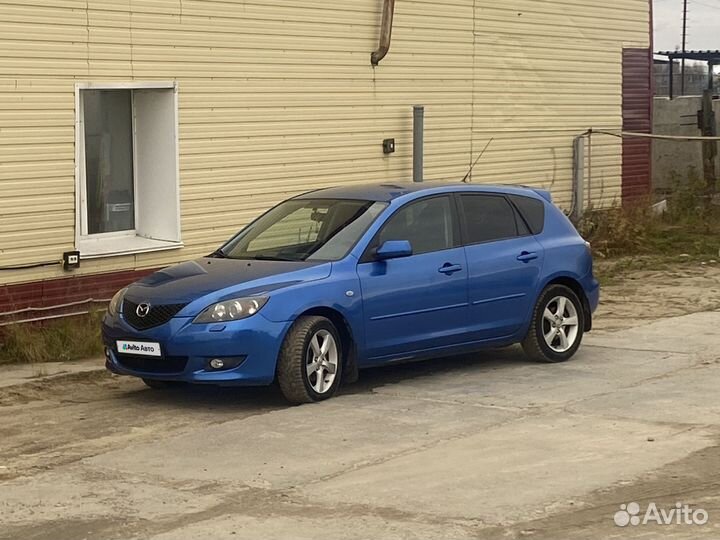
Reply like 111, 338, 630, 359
509, 195, 545, 235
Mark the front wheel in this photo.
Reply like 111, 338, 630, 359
522, 285, 585, 363
277, 316, 343, 404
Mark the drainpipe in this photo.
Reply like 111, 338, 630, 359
413, 105, 424, 183
371, 0, 395, 66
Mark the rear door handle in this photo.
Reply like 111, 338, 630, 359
517, 252, 539, 263
439, 263, 463, 275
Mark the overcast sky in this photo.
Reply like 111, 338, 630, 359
654, 0, 719, 52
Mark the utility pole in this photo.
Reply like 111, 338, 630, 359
681, 0, 688, 95
699, 90, 718, 197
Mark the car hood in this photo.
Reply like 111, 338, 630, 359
125, 258, 331, 309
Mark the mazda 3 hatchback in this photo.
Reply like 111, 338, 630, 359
103, 183, 599, 404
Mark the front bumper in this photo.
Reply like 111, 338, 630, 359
102, 312, 292, 386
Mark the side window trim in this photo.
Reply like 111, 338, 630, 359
510, 202, 532, 237
359, 194, 460, 263
457, 193, 521, 247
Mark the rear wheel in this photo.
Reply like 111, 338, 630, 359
277, 316, 343, 404
522, 285, 585, 363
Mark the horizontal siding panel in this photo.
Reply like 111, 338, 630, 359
0, 0, 648, 286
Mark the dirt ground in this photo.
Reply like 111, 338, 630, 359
593, 259, 720, 333
1, 261, 720, 539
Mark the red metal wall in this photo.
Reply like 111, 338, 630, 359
0, 268, 157, 324
622, 47, 653, 201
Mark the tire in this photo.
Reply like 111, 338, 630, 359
277, 316, 343, 404
522, 284, 585, 363
142, 378, 182, 390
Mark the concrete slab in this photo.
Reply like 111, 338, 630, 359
145, 514, 480, 540
87, 394, 517, 488
585, 311, 720, 355
3, 309, 720, 540
366, 346, 697, 410
298, 414, 713, 524
571, 362, 720, 426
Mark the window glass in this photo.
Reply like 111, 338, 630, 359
460, 195, 518, 244
247, 206, 321, 253
83, 90, 135, 234
223, 199, 387, 262
378, 196, 455, 255
509, 195, 546, 235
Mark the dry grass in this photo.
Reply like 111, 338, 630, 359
0, 311, 105, 365
577, 181, 720, 262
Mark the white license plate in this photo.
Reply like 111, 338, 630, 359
117, 340, 162, 358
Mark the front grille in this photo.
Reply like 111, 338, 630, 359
116, 355, 188, 374
123, 300, 187, 330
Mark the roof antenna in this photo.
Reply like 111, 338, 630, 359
461, 138, 493, 183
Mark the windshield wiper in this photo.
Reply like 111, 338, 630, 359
252, 255, 296, 262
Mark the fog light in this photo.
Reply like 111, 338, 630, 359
206, 357, 246, 372
209, 358, 225, 370
104, 347, 112, 360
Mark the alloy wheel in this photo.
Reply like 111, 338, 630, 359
305, 329, 339, 394
542, 295, 580, 353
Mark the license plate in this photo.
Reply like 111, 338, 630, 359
117, 340, 162, 358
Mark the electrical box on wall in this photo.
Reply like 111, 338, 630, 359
383, 138, 396, 154
63, 251, 81, 271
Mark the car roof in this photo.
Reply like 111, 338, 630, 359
294, 182, 547, 203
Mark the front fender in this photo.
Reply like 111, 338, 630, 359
259, 265, 367, 359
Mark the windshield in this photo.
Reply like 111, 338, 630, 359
219, 199, 388, 262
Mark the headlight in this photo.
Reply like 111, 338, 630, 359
108, 288, 127, 317
193, 296, 269, 324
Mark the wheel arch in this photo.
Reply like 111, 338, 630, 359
284, 306, 359, 384
543, 276, 593, 332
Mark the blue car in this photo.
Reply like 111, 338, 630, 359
103, 183, 599, 404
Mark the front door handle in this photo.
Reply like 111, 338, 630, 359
517, 251, 539, 263
439, 263, 463, 275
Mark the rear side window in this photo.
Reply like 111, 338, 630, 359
509, 195, 545, 235
459, 195, 518, 245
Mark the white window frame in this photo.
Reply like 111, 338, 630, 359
74, 81, 183, 258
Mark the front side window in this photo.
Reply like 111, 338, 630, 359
460, 194, 519, 245
377, 196, 456, 255
222, 199, 388, 262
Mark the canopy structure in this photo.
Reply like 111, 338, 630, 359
655, 50, 720, 98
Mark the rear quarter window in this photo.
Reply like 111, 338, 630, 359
509, 195, 545, 235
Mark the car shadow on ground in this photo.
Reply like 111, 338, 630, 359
117, 345, 536, 410
342, 345, 535, 396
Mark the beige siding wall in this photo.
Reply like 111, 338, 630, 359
0, 0, 649, 286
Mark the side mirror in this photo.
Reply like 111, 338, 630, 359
375, 240, 413, 261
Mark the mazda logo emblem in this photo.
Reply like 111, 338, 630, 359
136, 303, 151, 318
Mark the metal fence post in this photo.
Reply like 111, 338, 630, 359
572, 136, 585, 221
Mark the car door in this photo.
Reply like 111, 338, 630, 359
458, 193, 545, 341
357, 195, 470, 361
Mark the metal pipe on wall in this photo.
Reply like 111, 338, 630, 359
371, 0, 395, 66
413, 105, 424, 183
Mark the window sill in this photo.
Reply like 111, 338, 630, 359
78, 236, 183, 260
